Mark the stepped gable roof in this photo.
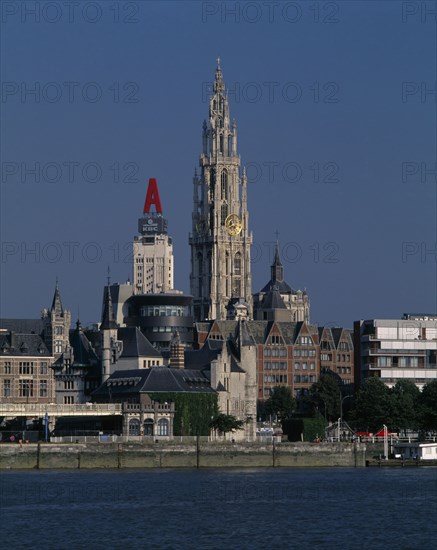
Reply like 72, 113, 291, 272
0, 332, 50, 356
117, 327, 161, 358
0, 319, 44, 335
92, 367, 216, 398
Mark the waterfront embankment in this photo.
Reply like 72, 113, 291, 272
0, 441, 367, 469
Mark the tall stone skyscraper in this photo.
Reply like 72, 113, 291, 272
190, 60, 252, 321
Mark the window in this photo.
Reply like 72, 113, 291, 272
157, 418, 169, 436
19, 380, 33, 397
39, 380, 48, 398
310, 363, 315, 370
302, 363, 308, 370
64, 381, 74, 390
64, 396, 74, 404
55, 326, 64, 335
221, 170, 228, 200
144, 419, 154, 436
40, 362, 48, 374
19, 362, 34, 375
298, 336, 312, 345
234, 253, 241, 276
221, 203, 228, 225
377, 357, 392, 367
264, 348, 271, 357
4, 362, 12, 374
294, 375, 301, 383
3, 379, 11, 397
128, 419, 140, 436
294, 363, 300, 370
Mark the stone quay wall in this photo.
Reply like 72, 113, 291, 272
0, 442, 367, 469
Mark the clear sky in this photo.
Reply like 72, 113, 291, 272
1, 1, 436, 328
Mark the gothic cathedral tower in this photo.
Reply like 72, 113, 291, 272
190, 60, 252, 322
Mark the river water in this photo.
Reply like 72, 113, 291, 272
1, 468, 436, 549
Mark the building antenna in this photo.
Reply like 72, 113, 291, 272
107, 266, 111, 286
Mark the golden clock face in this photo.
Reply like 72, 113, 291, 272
225, 214, 242, 236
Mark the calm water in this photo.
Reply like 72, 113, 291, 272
1, 468, 436, 549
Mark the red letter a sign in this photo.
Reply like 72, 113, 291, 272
143, 178, 163, 214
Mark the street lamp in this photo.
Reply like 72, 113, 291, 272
340, 394, 353, 424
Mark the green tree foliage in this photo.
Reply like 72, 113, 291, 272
309, 374, 341, 421
418, 380, 437, 432
210, 414, 244, 434
390, 380, 421, 433
353, 377, 392, 432
148, 393, 219, 436
265, 386, 296, 420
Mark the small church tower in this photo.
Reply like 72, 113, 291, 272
100, 285, 120, 382
41, 281, 71, 358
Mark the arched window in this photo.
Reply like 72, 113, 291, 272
144, 418, 154, 436
234, 252, 241, 276
157, 418, 169, 436
128, 419, 140, 436
221, 203, 228, 225
221, 170, 228, 200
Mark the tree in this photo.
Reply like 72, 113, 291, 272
309, 374, 341, 421
265, 386, 296, 421
390, 380, 420, 433
352, 377, 391, 432
418, 380, 437, 432
209, 414, 244, 434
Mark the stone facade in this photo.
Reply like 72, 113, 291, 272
190, 60, 252, 322
195, 320, 354, 401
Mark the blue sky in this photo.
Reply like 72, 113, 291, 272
1, 1, 436, 327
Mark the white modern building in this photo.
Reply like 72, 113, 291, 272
354, 315, 437, 389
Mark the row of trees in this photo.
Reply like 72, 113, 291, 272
262, 376, 437, 434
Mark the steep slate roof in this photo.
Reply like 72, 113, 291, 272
262, 288, 287, 310
331, 328, 344, 348
0, 319, 44, 335
92, 366, 216, 398
260, 278, 293, 294
53, 322, 99, 368
0, 332, 50, 356
184, 339, 224, 372
70, 324, 99, 366
117, 327, 161, 358
101, 286, 117, 330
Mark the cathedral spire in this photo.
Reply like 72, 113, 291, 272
214, 56, 224, 93
190, 61, 253, 321
101, 286, 117, 330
